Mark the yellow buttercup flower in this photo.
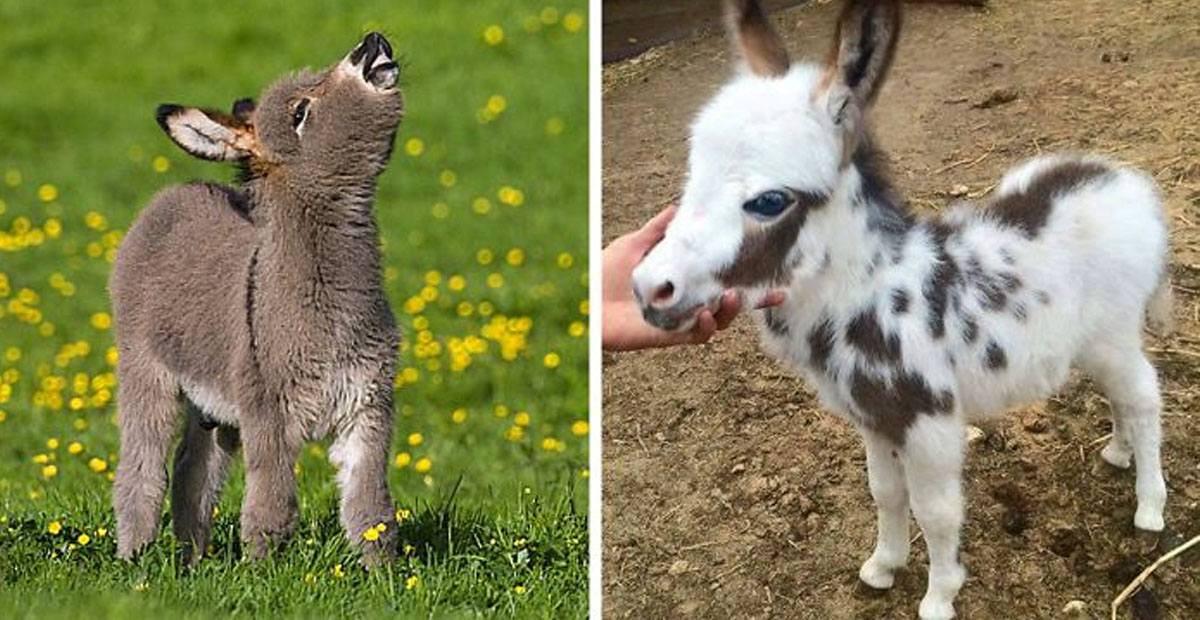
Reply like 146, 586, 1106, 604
88, 457, 108, 473
91, 312, 112, 330
42, 464, 58, 478
407, 432, 423, 446
405, 575, 420, 590
77, 533, 90, 545
571, 420, 589, 436
152, 156, 170, 173
563, 11, 584, 33
394, 452, 411, 468
414, 457, 432, 473
68, 442, 83, 455
37, 184, 58, 202
514, 585, 527, 595
451, 408, 467, 424
47, 520, 62, 535
543, 352, 561, 369
405, 137, 424, 157
482, 25, 504, 46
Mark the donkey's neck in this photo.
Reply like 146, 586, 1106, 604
251, 178, 385, 297
801, 140, 913, 295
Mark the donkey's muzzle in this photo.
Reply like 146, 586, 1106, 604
350, 32, 399, 90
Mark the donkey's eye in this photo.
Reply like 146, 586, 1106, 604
743, 190, 793, 218
291, 98, 311, 135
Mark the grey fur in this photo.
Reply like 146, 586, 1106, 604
111, 33, 404, 567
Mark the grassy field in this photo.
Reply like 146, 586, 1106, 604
0, 1, 588, 617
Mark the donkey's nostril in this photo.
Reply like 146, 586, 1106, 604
653, 281, 676, 304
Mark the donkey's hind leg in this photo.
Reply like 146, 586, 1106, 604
171, 405, 240, 565
1079, 330, 1167, 531
114, 357, 181, 560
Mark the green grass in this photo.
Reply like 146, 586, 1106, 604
0, 1, 588, 617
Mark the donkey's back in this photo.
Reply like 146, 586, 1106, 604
111, 182, 256, 391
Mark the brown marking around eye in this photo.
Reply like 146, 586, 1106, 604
717, 189, 829, 288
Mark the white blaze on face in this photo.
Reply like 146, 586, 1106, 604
632, 64, 844, 329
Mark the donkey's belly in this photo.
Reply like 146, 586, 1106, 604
180, 379, 242, 428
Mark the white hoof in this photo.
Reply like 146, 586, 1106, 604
1134, 506, 1165, 532
918, 596, 956, 620
1100, 441, 1132, 469
859, 556, 896, 590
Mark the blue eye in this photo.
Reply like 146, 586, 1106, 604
742, 190, 793, 218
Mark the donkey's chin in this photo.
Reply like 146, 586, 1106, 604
641, 302, 706, 333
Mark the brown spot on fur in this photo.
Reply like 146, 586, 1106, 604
961, 315, 979, 344
851, 369, 954, 445
718, 190, 828, 288
987, 161, 1111, 238
1035, 290, 1051, 305
846, 307, 901, 363
807, 317, 836, 372
985, 340, 1007, 370
727, 0, 790, 77
924, 221, 960, 338
891, 288, 910, 314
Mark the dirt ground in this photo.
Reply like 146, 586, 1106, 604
601, 1, 1200, 618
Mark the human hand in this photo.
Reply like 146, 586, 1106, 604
601, 206, 785, 351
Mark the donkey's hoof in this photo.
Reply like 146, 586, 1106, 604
1134, 507, 1165, 533
859, 556, 898, 590
918, 597, 956, 620
1100, 442, 1133, 469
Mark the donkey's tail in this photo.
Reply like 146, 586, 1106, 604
1147, 271, 1174, 336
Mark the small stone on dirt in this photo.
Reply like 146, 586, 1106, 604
1061, 600, 1086, 615
669, 559, 690, 575
730, 463, 746, 474
1021, 412, 1048, 433
950, 184, 970, 197
972, 87, 1019, 109
966, 425, 987, 445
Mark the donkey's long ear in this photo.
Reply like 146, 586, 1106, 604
726, 0, 790, 78
827, 0, 902, 107
156, 104, 258, 162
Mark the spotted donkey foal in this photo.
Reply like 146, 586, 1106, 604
111, 33, 404, 566
632, 1, 1170, 617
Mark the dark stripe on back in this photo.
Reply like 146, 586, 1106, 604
987, 161, 1111, 238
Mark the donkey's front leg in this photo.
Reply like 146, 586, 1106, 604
240, 394, 301, 559
329, 391, 397, 567
859, 429, 911, 589
904, 415, 968, 620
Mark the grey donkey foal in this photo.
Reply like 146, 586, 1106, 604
111, 33, 405, 566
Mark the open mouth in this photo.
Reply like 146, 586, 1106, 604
350, 32, 400, 90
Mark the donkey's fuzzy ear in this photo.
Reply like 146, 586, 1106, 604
156, 104, 257, 162
726, 0, 790, 78
231, 98, 256, 124
828, 0, 902, 106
